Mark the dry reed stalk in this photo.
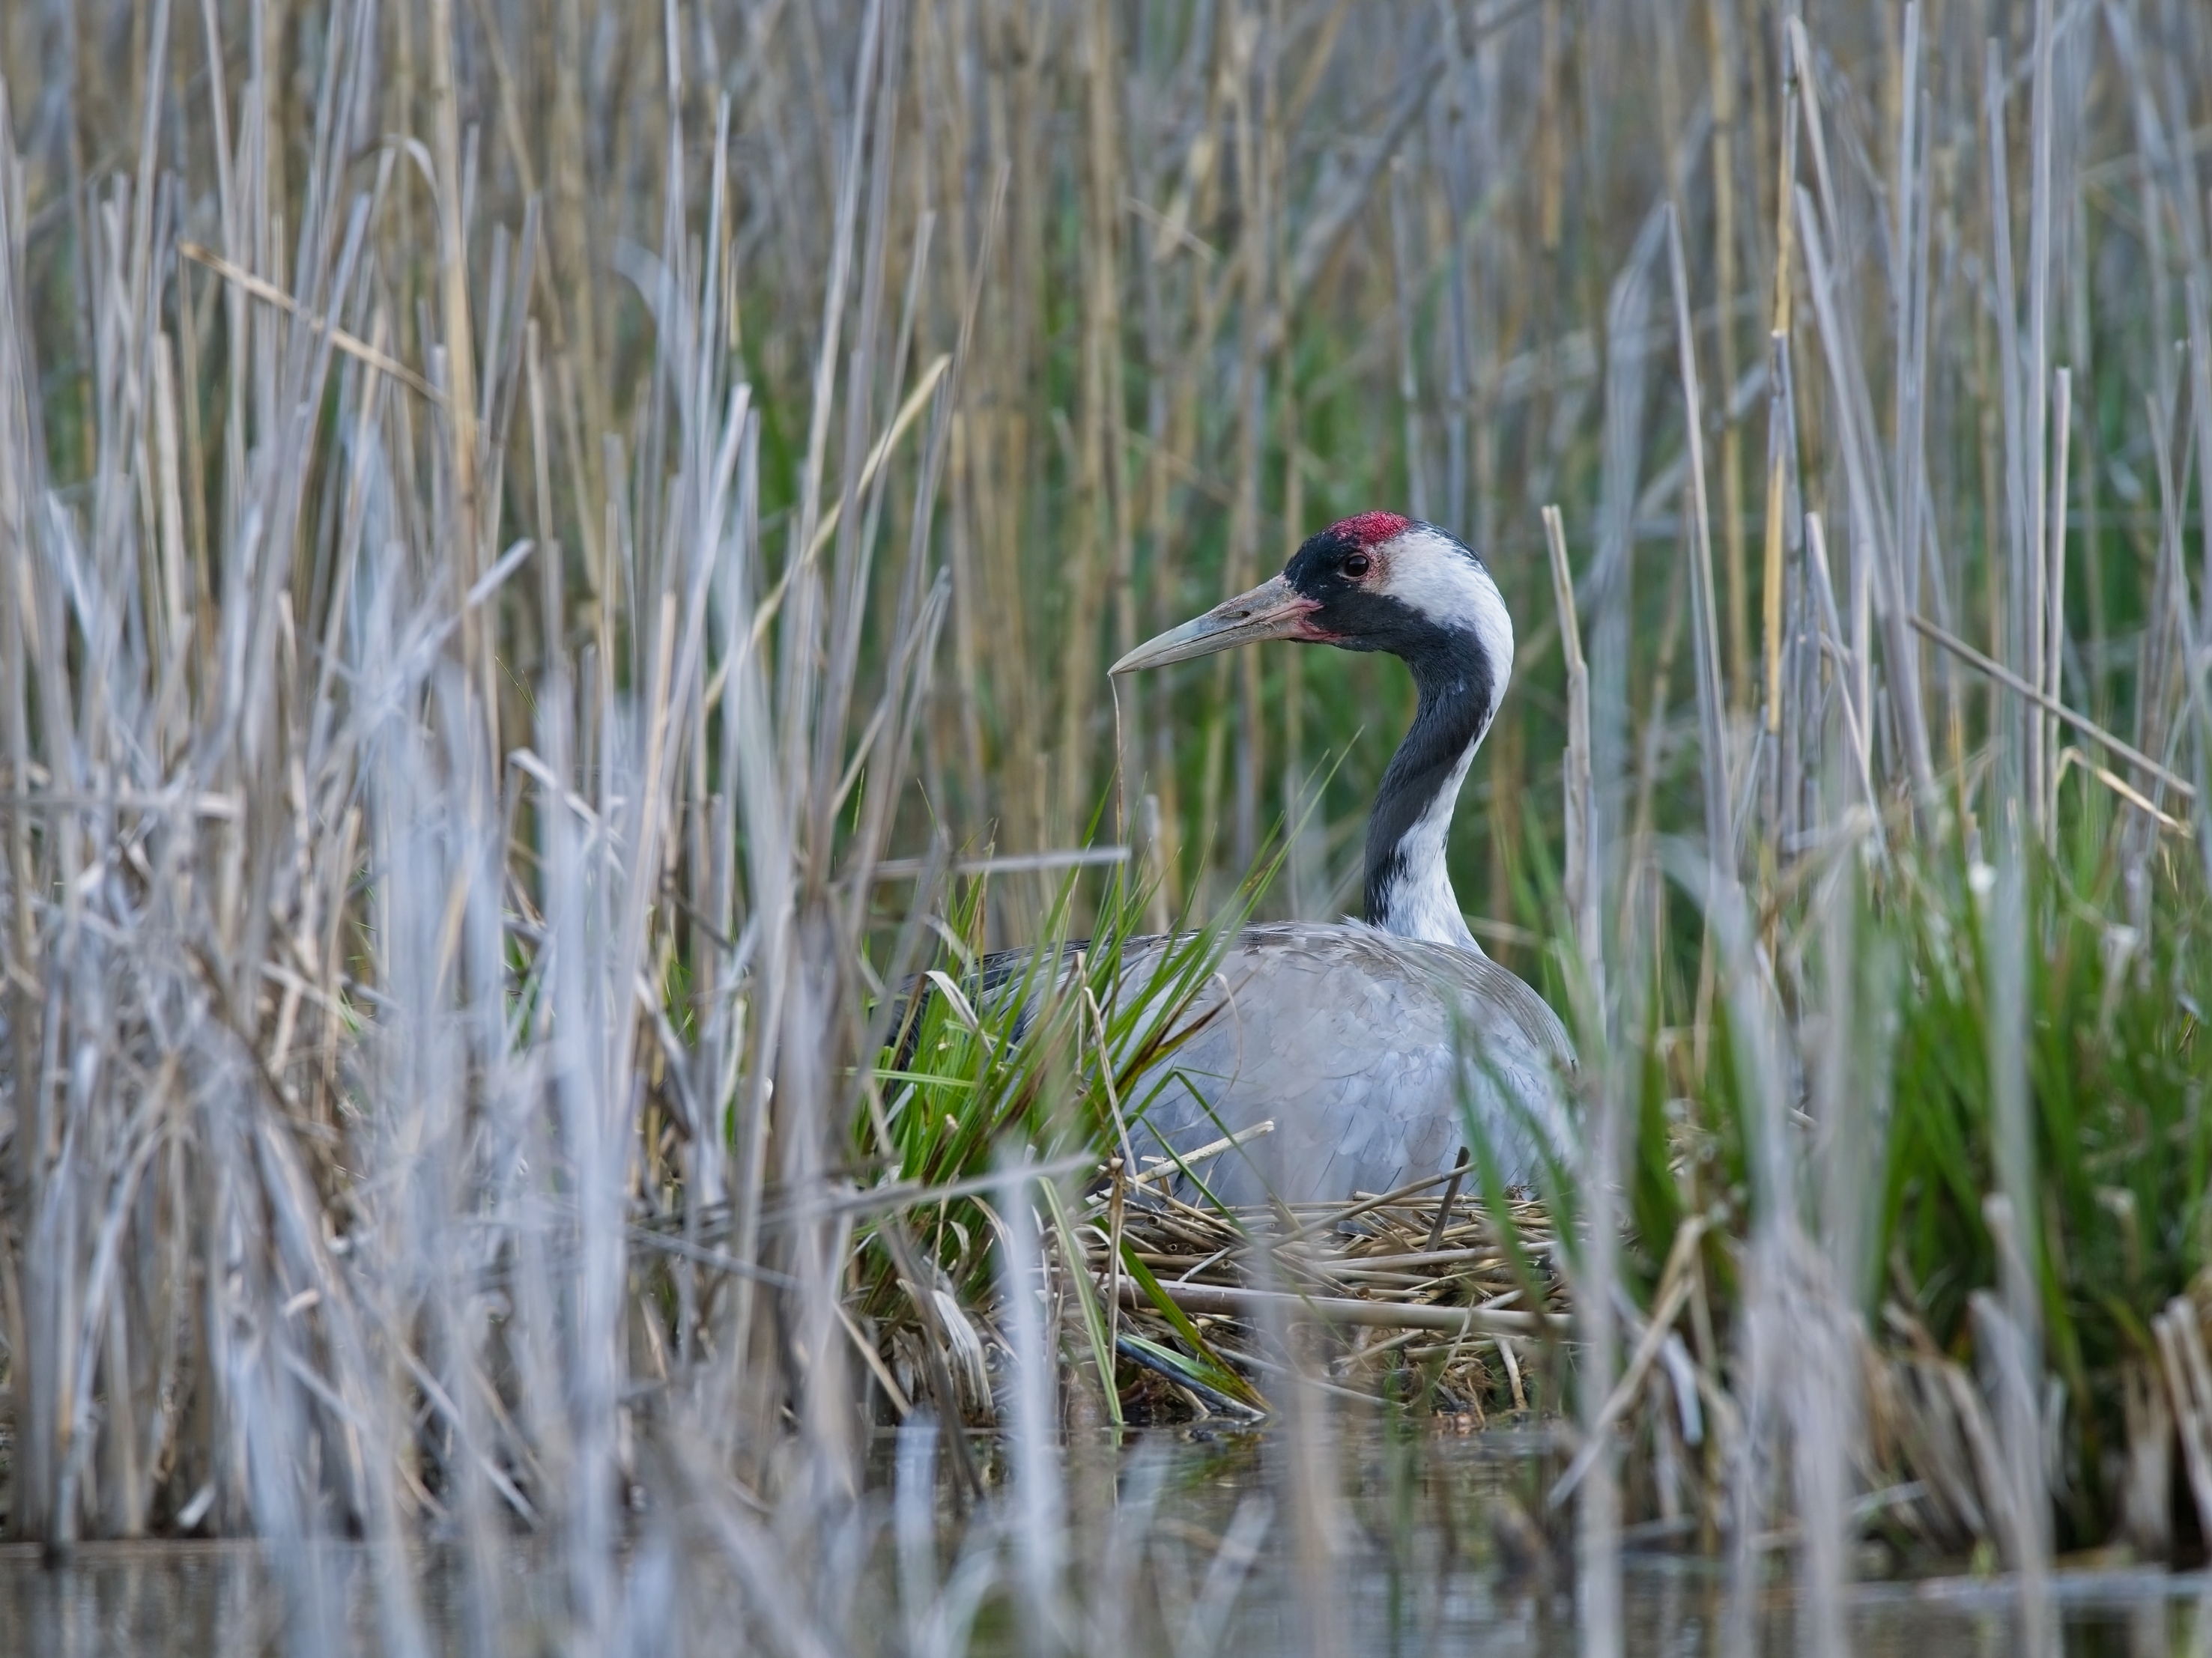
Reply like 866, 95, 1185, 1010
1760, 16, 1800, 753
1542, 504, 1599, 1003
1665, 202, 1736, 872
2043, 365, 2071, 841
1790, 180, 1936, 813
1706, 0, 1750, 713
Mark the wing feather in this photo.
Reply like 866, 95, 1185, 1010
1117, 921, 1574, 1206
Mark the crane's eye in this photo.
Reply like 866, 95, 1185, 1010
1342, 553, 1372, 578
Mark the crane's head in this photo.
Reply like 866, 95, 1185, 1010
1111, 514, 1512, 721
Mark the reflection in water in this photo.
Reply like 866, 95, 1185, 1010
1, 1428, 2206, 1656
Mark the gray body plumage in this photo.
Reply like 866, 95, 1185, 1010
1106, 921, 1573, 1206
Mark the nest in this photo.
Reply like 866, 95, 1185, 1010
1079, 1164, 1572, 1425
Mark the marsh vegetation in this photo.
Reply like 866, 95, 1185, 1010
3, 0, 2212, 1652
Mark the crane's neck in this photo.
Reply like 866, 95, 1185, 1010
1363, 634, 1499, 952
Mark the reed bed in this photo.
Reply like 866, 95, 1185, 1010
4, 0, 2212, 1653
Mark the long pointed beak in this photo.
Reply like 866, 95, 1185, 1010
1111, 574, 1324, 675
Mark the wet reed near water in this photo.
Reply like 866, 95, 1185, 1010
3, 0, 2212, 1651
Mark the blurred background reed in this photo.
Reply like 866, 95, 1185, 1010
3, 0, 2212, 1651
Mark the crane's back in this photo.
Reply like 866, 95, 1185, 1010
1108, 922, 1573, 1208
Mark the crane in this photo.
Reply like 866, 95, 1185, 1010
1100, 512, 1573, 1208
902, 513, 1572, 1209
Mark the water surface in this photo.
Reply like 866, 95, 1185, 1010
3, 1426, 2203, 1655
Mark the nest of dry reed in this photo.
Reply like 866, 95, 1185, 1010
861, 1160, 1573, 1433
1093, 1173, 1569, 1425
